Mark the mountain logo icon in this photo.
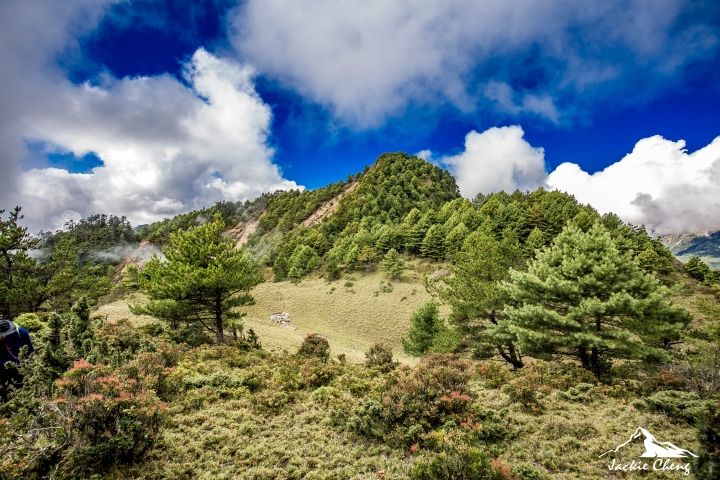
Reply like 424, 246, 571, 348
600, 427, 698, 459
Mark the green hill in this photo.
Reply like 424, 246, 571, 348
3, 152, 719, 480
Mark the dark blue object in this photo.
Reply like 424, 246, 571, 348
1, 328, 34, 367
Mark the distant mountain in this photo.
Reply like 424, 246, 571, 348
661, 231, 720, 269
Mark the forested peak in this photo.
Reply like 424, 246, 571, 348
333, 152, 461, 225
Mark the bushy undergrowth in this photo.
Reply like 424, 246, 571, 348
1, 298, 716, 479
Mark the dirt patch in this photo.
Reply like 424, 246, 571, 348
227, 216, 261, 249
301, 182, 358, 228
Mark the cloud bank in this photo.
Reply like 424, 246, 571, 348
232, 0, 718, 127
548, 135, 720, 234
0, 1, 299, 232
442, 127, 547, 197
444, 126, 720, 234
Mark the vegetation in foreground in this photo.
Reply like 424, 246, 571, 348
0, 153, 719, 479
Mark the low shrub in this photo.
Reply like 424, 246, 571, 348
5, 359, 166, 479
253, 389, 293, 414
559, 383, 597, 403
503, 365, 552, 412
411, 425, 517, 480
12, 313, 46, 333
642, 390, 708, 423
297, 333, 330, 362
365, 342, 398, 373
477, 362, 512, 389
694, 401, 720, 479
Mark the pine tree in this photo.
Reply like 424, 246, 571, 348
0, 207, 39, 318
69, 297, 94, 358
445, 222, 469, 257
421, 224, 446, 260
357, 245, 377, 271
133, 214, 263, 343
685, 256, 710, 282
287, 245, 321, 278
524, 227, 546, 257
38, 312, 70, 383
493, 223, 691, 379
374, 225, 400, 252
380, 248, 405, 281
405, 211, 432, 253
402, 300, 445, 356
430, 230, 525, 368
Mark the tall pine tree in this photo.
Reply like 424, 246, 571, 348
421, 225, 446, 260
133, 215, 263, 343
492, 223, 690, 378
430, 230, 525, 368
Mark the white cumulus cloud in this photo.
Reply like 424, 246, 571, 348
548, 135, 720, 234
232, 0, 716, 127
441, 126, 548, 198
0, 1, 299, 232
440, 125, 720, 234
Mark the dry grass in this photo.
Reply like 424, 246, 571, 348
95, 266, 452, 365
243, 269, 442, 364
136, 396, 412, 480
479, 388, 700, 479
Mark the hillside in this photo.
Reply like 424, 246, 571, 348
2, 152, 719, 480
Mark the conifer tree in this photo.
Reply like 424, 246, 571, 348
402, 300, 445, 356
374, 225, 400, 252
38, 312, 70, 383
524, 227, 546, 256
380, 248, 405, 281
0, 207, 39, 318
685, 256, 710, 282
287, 245, 321, 278
430, 230, 525, 368
357, 245, 377, 271
493, 223, 691, 379
405, 211, 432, 253
445, 222, 469, 256
133, 215, 263, 343
69, 297, 94, 358
421, 224, 446, 260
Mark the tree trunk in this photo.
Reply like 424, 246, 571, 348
590, 347, 600, 378
497, 344, 524, 369
215, 291, 224, 343
578, 347, 590, 370
489, 310, 524, 369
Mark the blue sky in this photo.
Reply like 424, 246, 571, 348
1, 0, 720, 233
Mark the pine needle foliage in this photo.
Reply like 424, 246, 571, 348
133, 215, 263, 343
493, 223, 691, 379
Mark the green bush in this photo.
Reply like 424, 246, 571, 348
297, 333, 331, 362
365, 342, 398, 373
559, 383, 597, 403
381, 354, 474, 442
514, 463, 550, 480
411, 426, 514, 480
7, 359, 166, 478
643, 390, 708, 423
694, 402, 720, 480
12, 313, 45, 333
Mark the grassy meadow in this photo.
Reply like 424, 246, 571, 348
99, 263, 451, 365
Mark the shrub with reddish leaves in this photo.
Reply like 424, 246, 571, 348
348, 353, 475, 445
5, 358, 166, 479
